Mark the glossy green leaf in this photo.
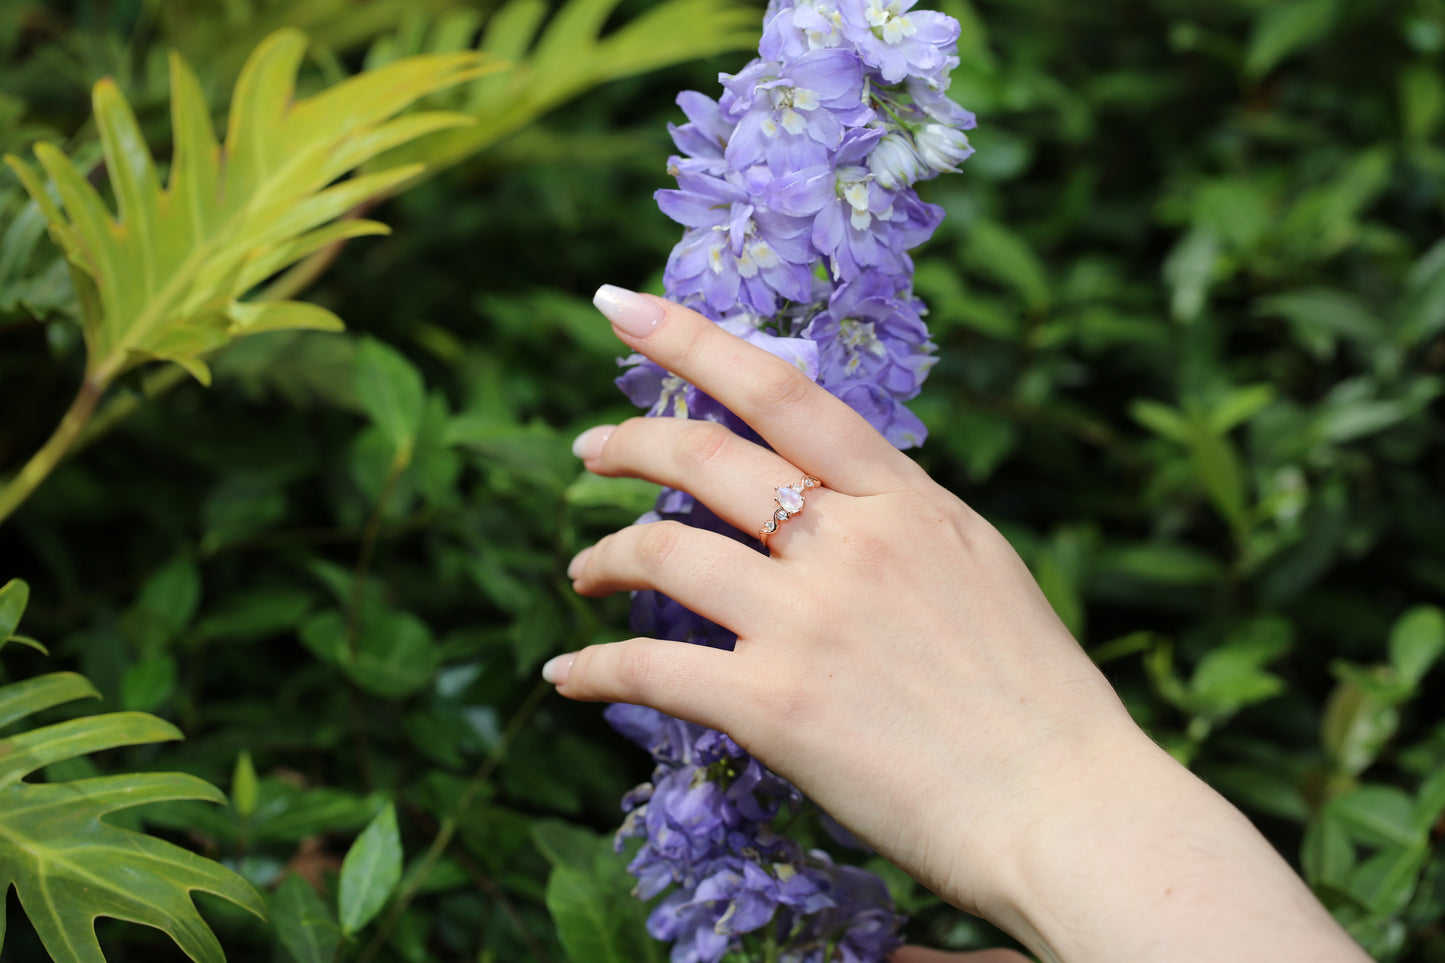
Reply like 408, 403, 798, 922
272, 873, 342, 963
0, 673, 264, 962
542, 826, 661, 963
338, 802, 402, 936
3, 30, 485, 386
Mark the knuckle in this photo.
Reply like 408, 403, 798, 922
675, 421, 733, 473
614, 644, 658, 700
747, 359, 813, 418
636, 520, 686, 570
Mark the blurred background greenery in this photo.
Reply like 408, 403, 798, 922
0, 0, 1442, 960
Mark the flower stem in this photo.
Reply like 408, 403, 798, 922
0, 374, 108, 527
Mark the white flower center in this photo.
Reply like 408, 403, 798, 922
841, 180, 873, 229
839, 318, 885, 375
865, 0, 916, 44
659, 374, 691, 418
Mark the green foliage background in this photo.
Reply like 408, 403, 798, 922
1, 0, 1443, 961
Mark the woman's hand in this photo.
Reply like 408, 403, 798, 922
546, 286, 1370, 963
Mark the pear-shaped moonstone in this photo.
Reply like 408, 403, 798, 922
776, 486, 804, 514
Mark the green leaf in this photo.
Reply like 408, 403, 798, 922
544, 830, 661, 963
1302, 811, 1355, 888
3, 30, 486, 386
1163, 226, 1219, 323
1347, 843, 1430, 916
1130, 400, 1191, 444
272, 873, 342, 963
1413, 767, 1445, 837
299, 608, 440, 699
0, 672, 264, 963
355, 337, 426, 459
1256, 288, 1384, 360
338, 802, 403, 936
119, 653, 177, 713
532, 819, 602, 872
564, 472, 662, 515
1322, 675, 1400, 778
0, 577, 28, 644
1189, 429, 1248, 536
1244, 0, 1340, 79
1388, 606, 1445, 688
231, 750, 260, 819
963, 218, 1050, 312
1330, 786, 1424, 849
1400, 239, 1445, 347
1206, 384, 1275, 435
1189, 618, 1292, 718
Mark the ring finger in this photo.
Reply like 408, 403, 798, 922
570, 520, 790, 640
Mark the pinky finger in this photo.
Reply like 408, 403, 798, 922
543, 637, 752, 734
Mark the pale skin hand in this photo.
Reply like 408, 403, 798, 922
546, 286, 1372, 963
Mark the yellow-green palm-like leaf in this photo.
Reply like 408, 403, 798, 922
0, 672, 266, 963
367, 0, 760, 174
3, 29, 492, 386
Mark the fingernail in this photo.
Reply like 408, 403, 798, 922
542, 653, 576, 686
594, 284, 664, 337
567, 547, 592, 580
571, 425, 614, 460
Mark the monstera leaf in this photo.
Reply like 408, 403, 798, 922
0, 579, 264, 962
3, 28, 490, 386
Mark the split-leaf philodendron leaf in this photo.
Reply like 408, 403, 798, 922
0, 578, 265, 962
3, 28, 494, 387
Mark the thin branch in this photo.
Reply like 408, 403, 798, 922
0, 374, 108, 526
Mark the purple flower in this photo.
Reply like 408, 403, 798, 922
839, 0, 961, 84
668, 91, 736, 176
658, 169, 816, 314
761, 2, 849, 60
809, 272, 935, 398
720, 49, 873, 172
767, 130, 943, 281
605, 2, 974, 958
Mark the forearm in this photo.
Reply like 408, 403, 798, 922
984, 727, 1369, 963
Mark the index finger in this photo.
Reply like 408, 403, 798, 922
594, 284, 921, 495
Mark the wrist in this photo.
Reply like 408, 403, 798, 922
984, 724, 1366, 963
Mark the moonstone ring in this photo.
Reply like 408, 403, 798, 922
759, 476, 821, 544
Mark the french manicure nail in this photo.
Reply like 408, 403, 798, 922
542, 653, 576, 686
567, 547, 592, 580
571, 425, 614, 460
594, 284, 664, 338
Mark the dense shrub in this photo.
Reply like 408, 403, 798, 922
0, 0, 1441, 960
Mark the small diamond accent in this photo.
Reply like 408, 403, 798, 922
763, 518, 778, 533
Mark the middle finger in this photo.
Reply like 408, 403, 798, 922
575, 417, 820, 541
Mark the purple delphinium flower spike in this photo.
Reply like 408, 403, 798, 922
606, 1, 974, 959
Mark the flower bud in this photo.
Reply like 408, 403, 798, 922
868, 132, 927, 190
915, 123, 973, 173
